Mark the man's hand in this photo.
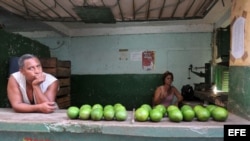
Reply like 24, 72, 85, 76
32, 73, 46, 86
39, 102, 57, 113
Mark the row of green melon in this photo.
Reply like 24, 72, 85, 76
135, 104, 229, 122
67, 103, 128, 121
168, 104, 228, 122
135, 104, 166, 122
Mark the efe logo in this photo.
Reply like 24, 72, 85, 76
224, 125, 249, 140
228, 129, 246, 136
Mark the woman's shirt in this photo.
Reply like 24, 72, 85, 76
160, 86, 174, 107
12, 72, 58, 104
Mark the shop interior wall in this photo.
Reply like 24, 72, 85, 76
0, 30, 51, 108
229, 67, 250, 120
36, 32, 212, 109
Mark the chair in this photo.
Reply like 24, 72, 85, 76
9, 57, 19, 75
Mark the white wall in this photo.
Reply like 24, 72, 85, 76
36, 32, 212, 90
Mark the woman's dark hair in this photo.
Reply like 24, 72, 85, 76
162, 71, 174, 84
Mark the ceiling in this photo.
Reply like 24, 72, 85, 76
0, 0, 231, 37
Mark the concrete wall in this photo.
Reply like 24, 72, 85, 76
36, 32, 212, 90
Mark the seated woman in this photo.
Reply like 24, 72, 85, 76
152, 71, 183, 107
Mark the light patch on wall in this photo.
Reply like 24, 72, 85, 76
119, 49, 128, 60
231, 16, 245, 59
130, 51, 142, 61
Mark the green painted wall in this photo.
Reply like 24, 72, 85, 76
0, 30, 51, 107
0, 132, 223, 141
228, 66, 250, 120
71, 74, 162, 110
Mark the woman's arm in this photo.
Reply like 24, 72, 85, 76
7, 75, 41, 112
153, 86, 165, 106
172, 86, 183, 106
7, 75, 57, 113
